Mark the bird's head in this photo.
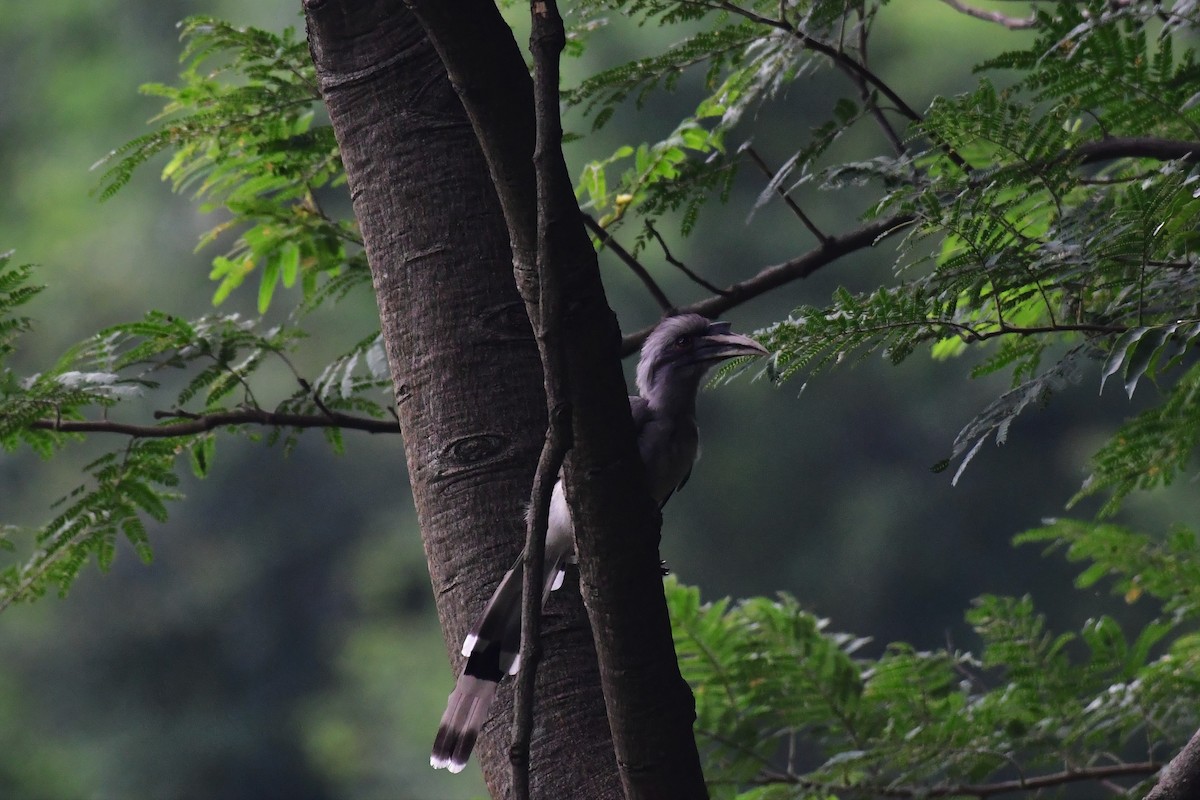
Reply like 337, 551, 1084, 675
635, 314, 768, 411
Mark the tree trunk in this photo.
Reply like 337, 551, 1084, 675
405, 2, 709, 797
1146, 727, 1200, 800
303, 2, 621, 797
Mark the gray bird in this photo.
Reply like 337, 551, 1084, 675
430, 313, 768, 773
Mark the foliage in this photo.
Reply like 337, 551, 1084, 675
0, 19, 386, 608
5, 1, 1200, 797
671, 513, 1200, 798
569, 0, 1200, 795
93, 16, 368, 312
0, 302, 391, 608
571, 0, 1200, 494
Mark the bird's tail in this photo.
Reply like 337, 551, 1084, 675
430, 672, 498, 773
430, 546, 570, 772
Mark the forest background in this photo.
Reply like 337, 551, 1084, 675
2, 1, 1198, 799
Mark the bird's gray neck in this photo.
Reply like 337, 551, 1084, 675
642, 374, 703, 418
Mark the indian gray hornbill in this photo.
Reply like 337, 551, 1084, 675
430, 313, 768, 773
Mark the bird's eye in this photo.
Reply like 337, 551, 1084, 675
673, 335, 690, 349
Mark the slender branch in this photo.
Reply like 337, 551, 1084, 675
699, 0, 970, 171
510, 406, 568, 800
833, 317, 1128, 343
745, 760, 1161, 798
851, 3, 910, 158
621, 212, 916, 354
938, 0, 1037, 28
644, 220, 730, 296
1074, 137, 1200, 165
711, 1, 924, 125
512, 1, 573, 796
618, 134, 1200, 354
582, 213, 674, 311
24, 408, 399, 438
744, 146, 830, 245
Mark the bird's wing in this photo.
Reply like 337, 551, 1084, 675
628, 394, 650, 435
629, 394, 693, 509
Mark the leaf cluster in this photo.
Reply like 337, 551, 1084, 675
672, 515, 1200, 798
0, 303, 393, 608
93, 16, 366, 313
575, 4, 1200, 793
569, 0, 863, 239
567, 0, 1200, 501
980, 2, 1200, 141
1, 18, 389, 607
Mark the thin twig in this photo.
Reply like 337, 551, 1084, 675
684, 0, 969, 171
622, 212, 916, 354
852, 2, 910, 158
709, 0, 923, 124
744, 146, 829, 244
296, 377, 338, 419
618, 134, 1200, 354
738, 760, 1161, 797
1073, 137, 1200, 165
938, 0, 1037, 28
25, 407, 399, 437
582, 213, 674, 311
644, 221, 729, 296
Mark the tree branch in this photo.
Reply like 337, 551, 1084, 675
621, 212, 915, 354
511, 2, 574, 797
849, 4, 910, 159
410, 1, 711, 796
712, 1, 923, 124
753, 759, 1161, 798
582, 213, 674, 312
644, 220, 729, 296
1146, 726, 1200, 800
26, 408, 399, 438
1074, 137, 1200, 165
618, 135, 1200, 354
938, 0, 1037, 29
744, 146, 830, 245
719, 1, 972, 170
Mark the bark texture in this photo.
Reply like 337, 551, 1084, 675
304, 2, 618, 797
407, 1, 710, 797
1146, 727, 1200, 800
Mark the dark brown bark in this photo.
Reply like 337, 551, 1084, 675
1146, 727, 1200, 800
406, 1, 710, 797
303, 2, 616, 797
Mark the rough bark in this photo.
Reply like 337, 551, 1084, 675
407, 1, 710, 797
304, 2, 617, 797
1146, 727, 1200, 800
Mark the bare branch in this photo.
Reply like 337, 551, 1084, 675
938, 0, 1037, 29
513, 2, 574, 796
644, 220, 729, 296
24, 408, 399, 438
741, 759, 1161, 798
744, 146, 829, 245
621, 212, 915, 354
614, 135, 1200, 353
583, 213, 674, 311
706, 1, 925, 125
851, 4, 910, 158
1074, 137, 1200, 165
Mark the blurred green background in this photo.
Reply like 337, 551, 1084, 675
2, 2, 1197, 799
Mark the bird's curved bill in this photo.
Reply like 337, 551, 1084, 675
695, 322, 769, 363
